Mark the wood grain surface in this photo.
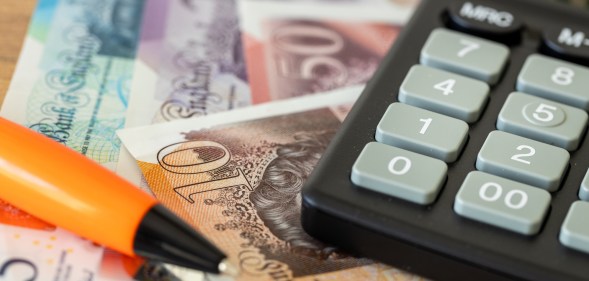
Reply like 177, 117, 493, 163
0, 0, 37, 105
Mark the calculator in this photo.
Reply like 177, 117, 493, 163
301, 0, 589, 280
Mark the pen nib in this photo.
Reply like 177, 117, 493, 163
218, 259, 240, 277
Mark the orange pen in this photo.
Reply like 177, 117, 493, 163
0, 117, 238, 276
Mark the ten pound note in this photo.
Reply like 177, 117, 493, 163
118, 87, 428, 281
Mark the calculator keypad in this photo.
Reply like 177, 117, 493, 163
420, 28, 509, 84
476, 130, 569, 192
517, 54, 589, 110
354, 24, 589, 245
399, 65, 489, 123
455, 171, 551, 235
375, 102, 469, 162
497, 92, 588, 151
351, 142, 447, 205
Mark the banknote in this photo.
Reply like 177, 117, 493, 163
2, 0, 144, 170
0, 223, 103, 280
123, 0, 249, 130
117, 86, 427, 280
1, 0, 145, 279
239, 0, 415, 103
123, 0, 417, 129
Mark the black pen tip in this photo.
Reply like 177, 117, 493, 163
133, 204, 226, 273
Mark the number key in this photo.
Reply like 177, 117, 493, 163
376, 103, 469, 162
352, 142, 447, 204
477, 130, 569, 191
517, 54, 589, 110
454, 171, 551, 235
420, 28, 509, 84
497, 92, 588, 151
399, 65, 490, 123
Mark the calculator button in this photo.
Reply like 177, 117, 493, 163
543, 25, 589, 65
399, 65, 489, 123
454, 171, 551, 235
375, 103, 468, 162
580, 169, 589, 201
497, 92, 588, 151
516, 54, 589, 110
351, 142, 447, 205
476, 131, 569, 192
447, 0, 522, 44
560, 201, 589, 254
420, 28, 509, 84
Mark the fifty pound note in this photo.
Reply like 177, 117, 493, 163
239, 0, 415, 103
118, 87, 427, 280
2, 0, 145, 170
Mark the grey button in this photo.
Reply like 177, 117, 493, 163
560, 201, 589, 254
579, 169, 589, 201
497, 92, 587, 151
517, 54, 589, 110
351, 142, 447, 205
477, 131, 569, 192
455, 171, 551, 235
376, 103, 468, 162
399, 65, 490, 123
420, 28, 509, 84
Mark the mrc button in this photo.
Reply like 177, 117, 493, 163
543, 26, 589, 66
448, 0, 522, 43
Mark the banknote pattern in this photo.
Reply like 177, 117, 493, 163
0, 224, 103, 280
238, 0, 415, 103
135, 109, 372, 280
242, 18, 399, 103
124, 0, 250, 128
118, 92, 427, 280
2, 0, 144, 168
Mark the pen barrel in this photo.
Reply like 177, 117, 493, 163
0, 117, 157, 256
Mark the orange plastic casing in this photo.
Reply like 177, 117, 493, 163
0, 117, 158, 256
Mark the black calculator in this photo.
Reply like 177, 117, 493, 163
301, 0, 589, 280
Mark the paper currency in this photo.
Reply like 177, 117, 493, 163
116, 0, 415, 192
0, 223, 103, 280
239, 0, 411, 103
123, 0, 248, 129
124, 0, 415, 129
1, 0, 145, 279
2, 0, 144, 170
118, 87, 427, 280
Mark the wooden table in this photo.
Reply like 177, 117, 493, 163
0, 1, 37, 105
